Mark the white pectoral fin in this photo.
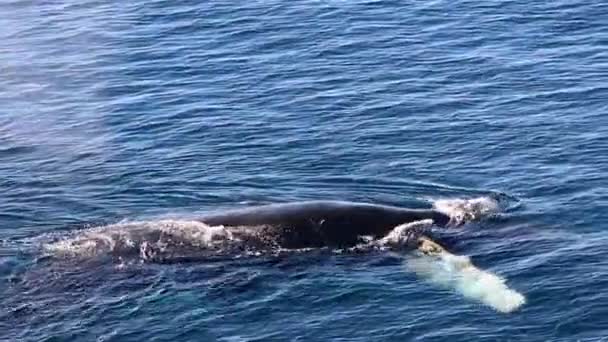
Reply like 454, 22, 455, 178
407, 236, 526, 313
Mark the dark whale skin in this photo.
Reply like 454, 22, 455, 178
199, 201, 450, 248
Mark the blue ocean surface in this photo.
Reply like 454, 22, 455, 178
1, 0, 607, 341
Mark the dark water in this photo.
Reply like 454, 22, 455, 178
1, 0, 607, 341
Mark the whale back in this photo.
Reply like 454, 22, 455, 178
199, 201, 449, 248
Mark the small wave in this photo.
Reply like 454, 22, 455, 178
432, 196, 500, 225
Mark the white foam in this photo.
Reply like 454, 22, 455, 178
432, 196, 500, 225
43, 220, 237, 259
346, 219, 435, 253
155, 220, 234, 247
406, 251, 525, 313
378, 219, 434, 246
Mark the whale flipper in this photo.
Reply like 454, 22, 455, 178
409, 236, 526, 313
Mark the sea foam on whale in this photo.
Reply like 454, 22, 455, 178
432, 196, 500, 225
43, 220, 240, 261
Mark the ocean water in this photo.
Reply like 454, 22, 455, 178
1, 0, 607, 341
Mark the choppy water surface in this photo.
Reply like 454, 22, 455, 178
1, 0, 607, 341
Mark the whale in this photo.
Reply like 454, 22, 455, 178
41, 197, 526, 313
198, 201, 452, 249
